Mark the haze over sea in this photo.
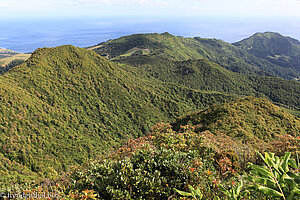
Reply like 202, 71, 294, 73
1, 16, 300, 53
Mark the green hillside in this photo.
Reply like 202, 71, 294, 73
172, 97, 300, 141
65, 97, 300, 200
0, 34, 299, 199
116, 55, 300, 111
0, 45, 237, 185
234, 32, 300, 75
91, 33, 300, 80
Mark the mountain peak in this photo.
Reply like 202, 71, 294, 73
252, 32, 283, 38
161, 32, 174, 37
22, 45, 106, 73
233, 32, 300, 70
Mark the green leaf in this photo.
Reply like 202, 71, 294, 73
174, 188, 193, 197
250, 164, 273, 178
292, 187, 300, 195
193, 187, 203, 199
287, 171, 300, 182
249, 176, 275, 186
235, 181, 243, 196
219, 185, 231, 197
240, 190, 250, 198
281, 152, 291, 172
288, 159, 298, 169
256, 150, 265, 162
287, 192, 295, 200
265, 153, 278, 171
282, 173, 295, 188
257, 185, 284, 197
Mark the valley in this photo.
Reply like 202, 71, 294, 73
0, 32, 299, 199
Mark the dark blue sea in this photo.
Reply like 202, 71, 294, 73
1, 16, 300, 53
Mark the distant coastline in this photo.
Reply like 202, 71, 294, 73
1, 16, 300, 53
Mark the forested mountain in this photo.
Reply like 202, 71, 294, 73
0, 45, 236, 184
0, 32, 299, 199
116, 55, 300, 111
91, 32, 300, 80
234, 32, 300, 74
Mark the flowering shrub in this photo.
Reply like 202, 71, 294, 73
271, 135, 300, 157
65, 123, 223, 199
59, 122, 299, 199
68, 147, 205, 199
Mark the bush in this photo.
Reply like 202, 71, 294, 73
69, 146, 204, 199
67, 123, 219, 199
246, 152, 300, 199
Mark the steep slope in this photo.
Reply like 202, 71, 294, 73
117, 55, 300, 111
0, 45, 236, 185
172, 97, 300, 141
91, 33, 299, 80
234, 32, 300, 74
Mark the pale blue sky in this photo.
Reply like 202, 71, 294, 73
1, 0, 300, 18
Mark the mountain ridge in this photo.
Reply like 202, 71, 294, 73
91, 32, 300, 80
1, 32, 300, 189
0, 45, 238, 185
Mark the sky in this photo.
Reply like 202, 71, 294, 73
1, 0, 300, 18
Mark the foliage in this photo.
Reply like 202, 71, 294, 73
174, 185, 203, 200
0, 45, 236, 186
93, 32, 300, 80
219, 179, 250, 200
246, 152, 300, 199
172, 97, 300, 144
67, 189, 98, 200
92, 33, 300, 110
0, 59, 25, 74
234, 32, 300, 73
1, 32, 300, 199
69, 147, 204, 199
67, 123, 225, 199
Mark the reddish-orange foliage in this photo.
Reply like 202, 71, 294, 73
109, 136, 154, 160
271, 135, 300, 156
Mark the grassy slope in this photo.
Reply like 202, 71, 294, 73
0, 53, 31, 67
0, 45, 236, 185
92, 33, 299, 80
0, 47, 17, 59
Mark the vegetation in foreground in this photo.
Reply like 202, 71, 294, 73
1, 97, 299, 199
1, 122, 298, 199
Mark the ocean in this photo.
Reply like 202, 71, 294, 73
1, 16, 300, 53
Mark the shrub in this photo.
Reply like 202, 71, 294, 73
246, 152, 300, 199
69, 146, 204, 199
